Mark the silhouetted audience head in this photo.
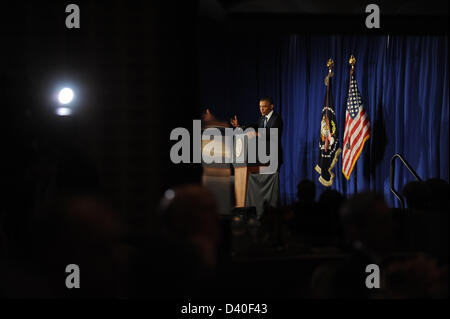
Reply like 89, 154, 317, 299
29, 195, 123, 298
317, 189, 345, 245
259, 204, 285, 248
402, 181, 431, 211
425, 178, 449, 212
158, 185, 220, 268
340, 192, 394, 256
382, 254, 449, 298
318, 189, 345, 215
297, 179, 316, 203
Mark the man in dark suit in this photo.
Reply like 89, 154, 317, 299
230, 97, 283, 218
230, 96, 283, 170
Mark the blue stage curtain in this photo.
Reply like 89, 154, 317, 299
198, 34, 449, 207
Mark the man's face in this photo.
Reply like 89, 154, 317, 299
259, 100, 274, 116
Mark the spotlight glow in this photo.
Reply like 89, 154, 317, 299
56, 107, 72, 116
164, 189, 175, 200
58, 88, 74, 104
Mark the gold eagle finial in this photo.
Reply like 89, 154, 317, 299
327, 58, 334, 72
349, 55, 356, 73
325, 58, 334, 86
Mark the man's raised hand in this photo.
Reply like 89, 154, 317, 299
203, 108, 214, 122
230, 115, 239, 128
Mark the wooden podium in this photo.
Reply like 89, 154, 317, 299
234, 165, 261, 207
232, 133, 266, 207
201, 128, 263, 210
201, 127, 232, 215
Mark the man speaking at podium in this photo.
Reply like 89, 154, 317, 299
230, 97, 283, 217
230, 96, 283, 170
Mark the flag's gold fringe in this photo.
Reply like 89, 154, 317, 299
315, 147, 342, 187
315, 165, 321, 174
342, 134, 370, 180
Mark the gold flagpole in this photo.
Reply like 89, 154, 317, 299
349, 54, 357, 193
325, 58, 334, 121
325, 58, 334, 86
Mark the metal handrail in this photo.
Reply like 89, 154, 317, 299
390, 153, 422, 210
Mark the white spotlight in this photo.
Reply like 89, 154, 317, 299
164, 189, 175, 200
58, 88, 74, 104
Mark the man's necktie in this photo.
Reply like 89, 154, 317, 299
263, 116, 268, 128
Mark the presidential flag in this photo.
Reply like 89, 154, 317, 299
342, 63, 371, 180
315, 59, 341, 187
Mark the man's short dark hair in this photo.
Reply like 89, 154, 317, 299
260, 96, 273, 105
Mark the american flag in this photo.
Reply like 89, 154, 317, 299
342, 73, 371, 180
